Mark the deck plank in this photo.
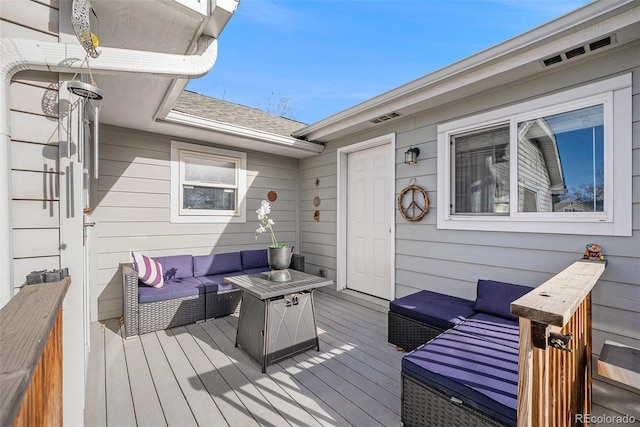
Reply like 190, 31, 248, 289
291, 352, 401, 426
198, 319, 322, 427
278, 356, 383, 427
123, 332, 168, 427
301, 348, 401, 414
138, 332, 197, 427
104, 320, 137, 426
154, 328, 227, 426
84, 322, 106, 427
173, 324, 259, 427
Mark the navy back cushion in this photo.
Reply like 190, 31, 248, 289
240, 249, 268, 270
152, 254, 193, 280
474, 279, 533, 321
194, 252, 242, 277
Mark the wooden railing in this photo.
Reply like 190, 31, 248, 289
0, 277, 70, 427
511, 261, 606, 427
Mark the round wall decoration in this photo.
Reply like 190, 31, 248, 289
267, 191, 278, 202
313, 196, 321, 207
398, 179, 430, 222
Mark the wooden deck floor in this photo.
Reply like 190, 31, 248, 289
84, 290, 637, 426
84, 291, 403, 427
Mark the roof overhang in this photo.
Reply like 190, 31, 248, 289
293, 0, 640, 143
156, 110, 325, 158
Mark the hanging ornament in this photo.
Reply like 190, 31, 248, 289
398, 178, 430, 222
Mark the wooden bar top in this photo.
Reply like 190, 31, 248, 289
511, 260, 606, 327
0, 278, 70, 426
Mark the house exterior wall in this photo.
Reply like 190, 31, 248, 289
9, 72, 62, 293
92, 125, 300, 320
2, 1, 88, 425
300, 41, 640, 414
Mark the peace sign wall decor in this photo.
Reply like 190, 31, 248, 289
398, 179, 430, 222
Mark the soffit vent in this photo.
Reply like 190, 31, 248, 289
541, 34, 615, 68
370, 111, 402, 124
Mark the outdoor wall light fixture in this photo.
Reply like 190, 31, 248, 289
404, 147, 420, 165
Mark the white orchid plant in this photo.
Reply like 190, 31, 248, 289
255, 200, 287, 248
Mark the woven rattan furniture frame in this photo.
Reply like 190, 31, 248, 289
205, 287, 242, 320
388, 311, 446, 352
122, 263, 205, 338
402, 372, 509, 427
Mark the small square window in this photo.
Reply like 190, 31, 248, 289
171, 141, 246, 223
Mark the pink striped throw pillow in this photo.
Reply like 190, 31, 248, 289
131, 252, 164, 288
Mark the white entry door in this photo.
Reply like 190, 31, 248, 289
346, 143, 392, 300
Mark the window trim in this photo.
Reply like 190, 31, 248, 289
437, 73, 632, 236
171, 141, 247, 224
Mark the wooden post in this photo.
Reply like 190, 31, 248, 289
512, 261, 605, 427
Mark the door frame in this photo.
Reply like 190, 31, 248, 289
336, 133, 396, 300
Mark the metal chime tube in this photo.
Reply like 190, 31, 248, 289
67, 101, 72, 159
94, 105, 99, 178
77, 100, 83, 162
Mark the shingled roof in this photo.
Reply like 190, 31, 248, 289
172, 90, 307, 138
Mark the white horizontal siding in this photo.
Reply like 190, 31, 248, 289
9, 71, 61, 291
92, 126, 300, 321
0, 0, 59, 37
12, 200, 59, 228
300, 42, 640, 412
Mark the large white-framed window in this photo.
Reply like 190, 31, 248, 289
171, 141, 246, 223
437, 73, 632, 236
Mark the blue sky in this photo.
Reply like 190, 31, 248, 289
186, 0, 592, 124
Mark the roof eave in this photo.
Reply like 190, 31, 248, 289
162, 110, 325, 157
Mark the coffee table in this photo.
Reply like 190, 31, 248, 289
225, 270, 332, 372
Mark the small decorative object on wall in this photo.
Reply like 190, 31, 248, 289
314, 210, 320, 221
315, 177, 321, 188
267, 191, 278, 202
583, 243, 605, 261
313, 196, 321, 207
398, 178, 430, 222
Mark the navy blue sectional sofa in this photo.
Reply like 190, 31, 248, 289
389, 280, 533, 427
122, 249, 270, 338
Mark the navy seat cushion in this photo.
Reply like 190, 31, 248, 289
242, 267, 271, 275
390, 290, 476, 330
240, 249, 268, 270
474, 279, 533, 321
194, 252, 243, 277
152, 254, 193, 280
138, 277, 203, 303
402, 329, 518, 426
454, 313, 520, 349
196, 272, 242, 293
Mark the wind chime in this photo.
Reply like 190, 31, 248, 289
66, 0, 103, 178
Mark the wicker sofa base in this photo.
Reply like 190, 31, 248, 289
402, 372, 509, 427
388, 311, 446, 352
206, 288, 242, 320
138, 294, 205, 335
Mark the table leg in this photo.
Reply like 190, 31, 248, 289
262, 298, 269, 373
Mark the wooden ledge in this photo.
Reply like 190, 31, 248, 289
511, 260, 606, 327
0, 278, 70, 426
